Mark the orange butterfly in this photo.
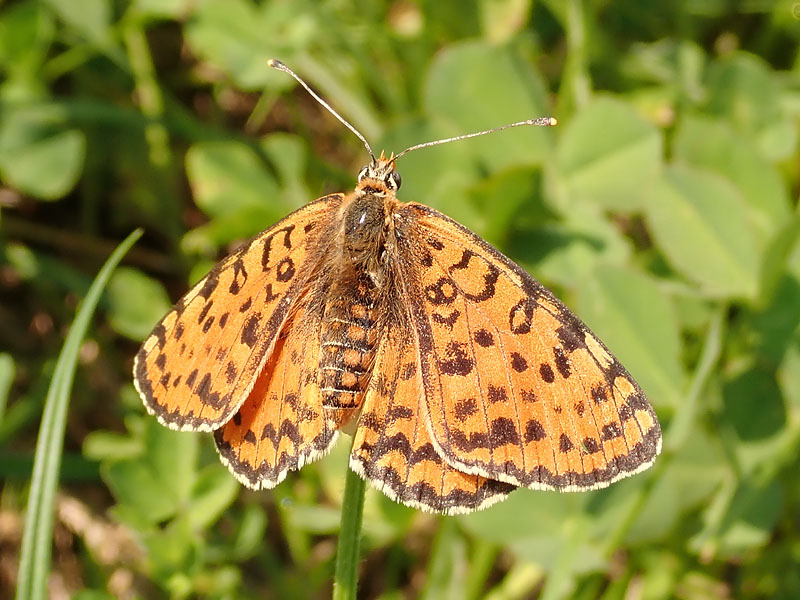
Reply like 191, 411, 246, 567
134, 60, 661, 515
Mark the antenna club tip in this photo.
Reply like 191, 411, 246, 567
267, 58, 284, 69
548, 117, 558, 126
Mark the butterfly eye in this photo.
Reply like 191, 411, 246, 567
357, 165, 370, 181
387, 170, 402, 191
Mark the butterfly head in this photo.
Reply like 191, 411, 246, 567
357, 151, 402, 193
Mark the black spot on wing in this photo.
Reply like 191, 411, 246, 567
490, 418, 519, 445
488, 385, 508, 403
454, 398, 477, 421
592, 384, 608, 404
229, 258, 248, 295
539, 363, 555, 383
474, 329, 494, 347
511, 353, 528, 372
582, 437, 601, 454
197, 274, 219, 299
554, 347, 570, 378
556, 321, 585, 352
601, 422, 623, 441
241, 313, 261, 347
524, 420, 547, 442
438, 341, 474, 376
198, 301, 213, 324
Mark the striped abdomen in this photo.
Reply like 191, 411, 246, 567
318, 273, 379, 410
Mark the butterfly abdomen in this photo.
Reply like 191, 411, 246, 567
319, 273, 379, 410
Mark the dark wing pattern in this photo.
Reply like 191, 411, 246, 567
214, 297, 339, 488
350, 323, 514, 514
399, 203, 661, 491
134, 194, 343, 432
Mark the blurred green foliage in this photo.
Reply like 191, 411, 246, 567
2, 0, 800, 598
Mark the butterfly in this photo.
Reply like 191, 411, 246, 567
133, 60, 661, 515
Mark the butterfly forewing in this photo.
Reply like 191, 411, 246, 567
399, 203, 661, 491
350, 323, 515, 514
134, 194, 344, 432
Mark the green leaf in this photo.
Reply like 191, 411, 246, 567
186, 140, 281, 219
185, 0, 317, 89
703, 52, 795, 160
260, 133, 311, 210
479, 0, 532, 42
229, 504, 267, 559
185, 465, 239, 530
103, 422, 200, 525
184, 140, 284, 247
133, 0, 194, 19
627, 428, 727, 545
143, 518, 197, 581
424, 41, 555, 171
0, 2, 55, 75
758, 215, 800, 307
556, 97, 662, 211
513, 201, 632, 288
721, 362, 789, 474
105, 267, 172, 341
460, 489, 589, 545
713, 480, 783, 556
420, 521, 468, 600
673, 115, 790, 244
467, 167, 544, 247
145, 421, 199, 508
578, 265, 684, 409
42, 0, 112, 48
83, 429, 143, 462
0, 111, 85, 199
778, 340, 800, 415
105, 457, 181, 525
645, 164, 760, 299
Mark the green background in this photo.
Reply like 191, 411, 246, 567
2, 0, 800, 598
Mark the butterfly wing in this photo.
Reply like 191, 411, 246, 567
398, 203, 661, 491
214, 296, 339, 488
350, 321, 514, 514
134, 194, 343, 432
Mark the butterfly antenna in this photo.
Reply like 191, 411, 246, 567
394, 117, 557, 161
268, 59, 376, 162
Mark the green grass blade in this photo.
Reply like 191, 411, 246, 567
0, 353, 14, 426
15, 229, 143, 600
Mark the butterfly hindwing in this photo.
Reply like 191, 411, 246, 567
134, 194, 344, 432
350, 322, 515, 514
399, 203, 661, 491
214, 296, 339, 489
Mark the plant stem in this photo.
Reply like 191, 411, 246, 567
332, 465, 367, 600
